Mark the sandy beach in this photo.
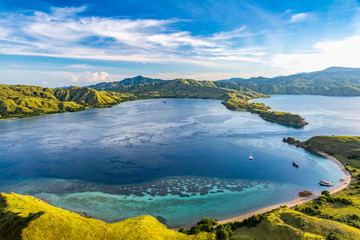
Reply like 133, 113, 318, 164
217, 150, 352, 224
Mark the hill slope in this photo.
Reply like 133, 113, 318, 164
0, 85, 134, 119
231, 208, 360, 240
89, 75, 163, 91
1, 192, 213, 240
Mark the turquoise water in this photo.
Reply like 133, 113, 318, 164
0, 95, 357, 227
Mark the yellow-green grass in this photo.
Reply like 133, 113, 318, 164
1, 192, 214, 240
231, 208, 360, 240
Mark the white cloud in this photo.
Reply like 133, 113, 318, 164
70, 74, 79, 83
89, 72, 112, 82
272, 35, 360, 71
0, 7, 266, 66
289, 13, 309, 23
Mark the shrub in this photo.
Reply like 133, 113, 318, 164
327, 231, 340, 240
178, 227, 187, 234
242, 214, 264, 227
321, 190, 331, 197
189, 225, 202, 235
217, 223, 233, 236
216, 229, 229, 240
348, 154, 359, 159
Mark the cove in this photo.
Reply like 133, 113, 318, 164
0, 96, 356, 227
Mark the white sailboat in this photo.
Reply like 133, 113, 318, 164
249, 151, 253, 160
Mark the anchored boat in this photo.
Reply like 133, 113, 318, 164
292, 161, 299, 168
319, 180, 332, 187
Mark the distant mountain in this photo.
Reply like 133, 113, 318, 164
217, 67, 360, 96
89, 75, 163, 91
99, 78, 266, 101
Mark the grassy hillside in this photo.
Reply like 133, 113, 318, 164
0, 85, 135, 119
230, 208, 360, 240
218, 67, 360, 96
0, 192, 213, 240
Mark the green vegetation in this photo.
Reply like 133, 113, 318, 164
222, 97, 308, 127
0, 192, 215, 240
89, 75, 163, 91
218, 67, 360, 96
0, 85, 135, 120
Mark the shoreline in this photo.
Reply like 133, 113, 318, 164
217, 150, 351, 225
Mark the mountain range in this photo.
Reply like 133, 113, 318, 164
89, 67, 360, 96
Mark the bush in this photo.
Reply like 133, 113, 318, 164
197, 218, 218, 226
178, 227, 187, 234
216, 229, 229, 240
348, 154, 359, 159
242, 214, 264, 227
327, 231, 340, 240
189, 225, 202, 235
217, 223, 233, 236
321, 190, 331, 197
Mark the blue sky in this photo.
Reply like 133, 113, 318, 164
0, 0, 359, 87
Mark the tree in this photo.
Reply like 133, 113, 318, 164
216, 229, 229, 240
178, 227, 187, 234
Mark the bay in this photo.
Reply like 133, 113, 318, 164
0, 95, 356, 227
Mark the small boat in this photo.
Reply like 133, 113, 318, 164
195, 120, 198, 124
292, 161, 299, 168
319, 180, 332, 187
249, 155, 253, 160
162, 100, 167, 103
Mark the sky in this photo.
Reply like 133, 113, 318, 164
0, 0, 360, 87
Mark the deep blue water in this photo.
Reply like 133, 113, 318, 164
0, 95, 357, 227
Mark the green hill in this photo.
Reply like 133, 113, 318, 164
230, 208, 360, 240
217, 67, 360, 96
0, 192, 213, 240
110, 78, 265, 101
89, 75, 163, 91
0, 85, 134, 119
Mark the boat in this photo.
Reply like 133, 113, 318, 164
292, 161, 299, 168
319, 180, 332, 187
249, 155, 253, 160
195, 120, 198, 124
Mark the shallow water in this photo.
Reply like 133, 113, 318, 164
0, 96, 357, 227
